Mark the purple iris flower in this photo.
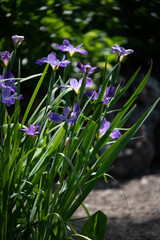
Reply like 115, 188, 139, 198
0, 51, 12, 67
98, 118, 121, 139
77, 61, 99, 76
21, 123, 40, 136
59, 77, 93, 94
112, 44, 134, 62
56, 39, 88, 57
0, 72, 17, 92
1, 88, 23, 107
36, 52, 70, 70
0, 72, 23, 106
86, 86, 115, 105
49, 103, 80, 125
12, 35, 25, 48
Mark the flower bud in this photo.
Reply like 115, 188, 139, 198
65, 137, 70, 149
55, 181, 61, 192
85, 65, 91, 75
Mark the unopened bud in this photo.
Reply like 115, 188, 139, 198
55, 181, 60, 192
65, 137, 70, 149
85, 65, 91, 75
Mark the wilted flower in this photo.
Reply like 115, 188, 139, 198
0, 51, 12, 67
21, 123, 40, 136
56, 39, 88, 57
49, 103, 80, 125
112, 44, 134, 62
77, 61, 99, 76
59, 77, 93, 94
12, 35, 24, 48
98, 118, 121, 139
1, 88, 23, 107
36, 52, 70, 70
86, 86, 115, 105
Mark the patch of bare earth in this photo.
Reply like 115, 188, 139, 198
73, 171, 160, 240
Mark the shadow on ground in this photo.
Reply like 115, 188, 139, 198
72, 217, 160, 240
73, 168, 160, 240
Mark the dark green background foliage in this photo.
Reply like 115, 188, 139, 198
0, 0, 160, 79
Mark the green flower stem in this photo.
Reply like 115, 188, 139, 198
9, 49, 17, 72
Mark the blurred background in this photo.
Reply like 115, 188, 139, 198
0, 0, 160, 177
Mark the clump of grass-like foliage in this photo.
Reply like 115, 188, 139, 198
0, 36, 159, 240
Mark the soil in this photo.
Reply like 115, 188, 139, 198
73, 166, 160, 240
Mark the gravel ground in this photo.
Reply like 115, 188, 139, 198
73, 169, 160, 240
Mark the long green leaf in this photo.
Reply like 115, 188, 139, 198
59, 153, 82, 194
71, 234, 92, 240
21, 63, 49, 126
28, 123, 66, 181
108, 67, 141, 108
